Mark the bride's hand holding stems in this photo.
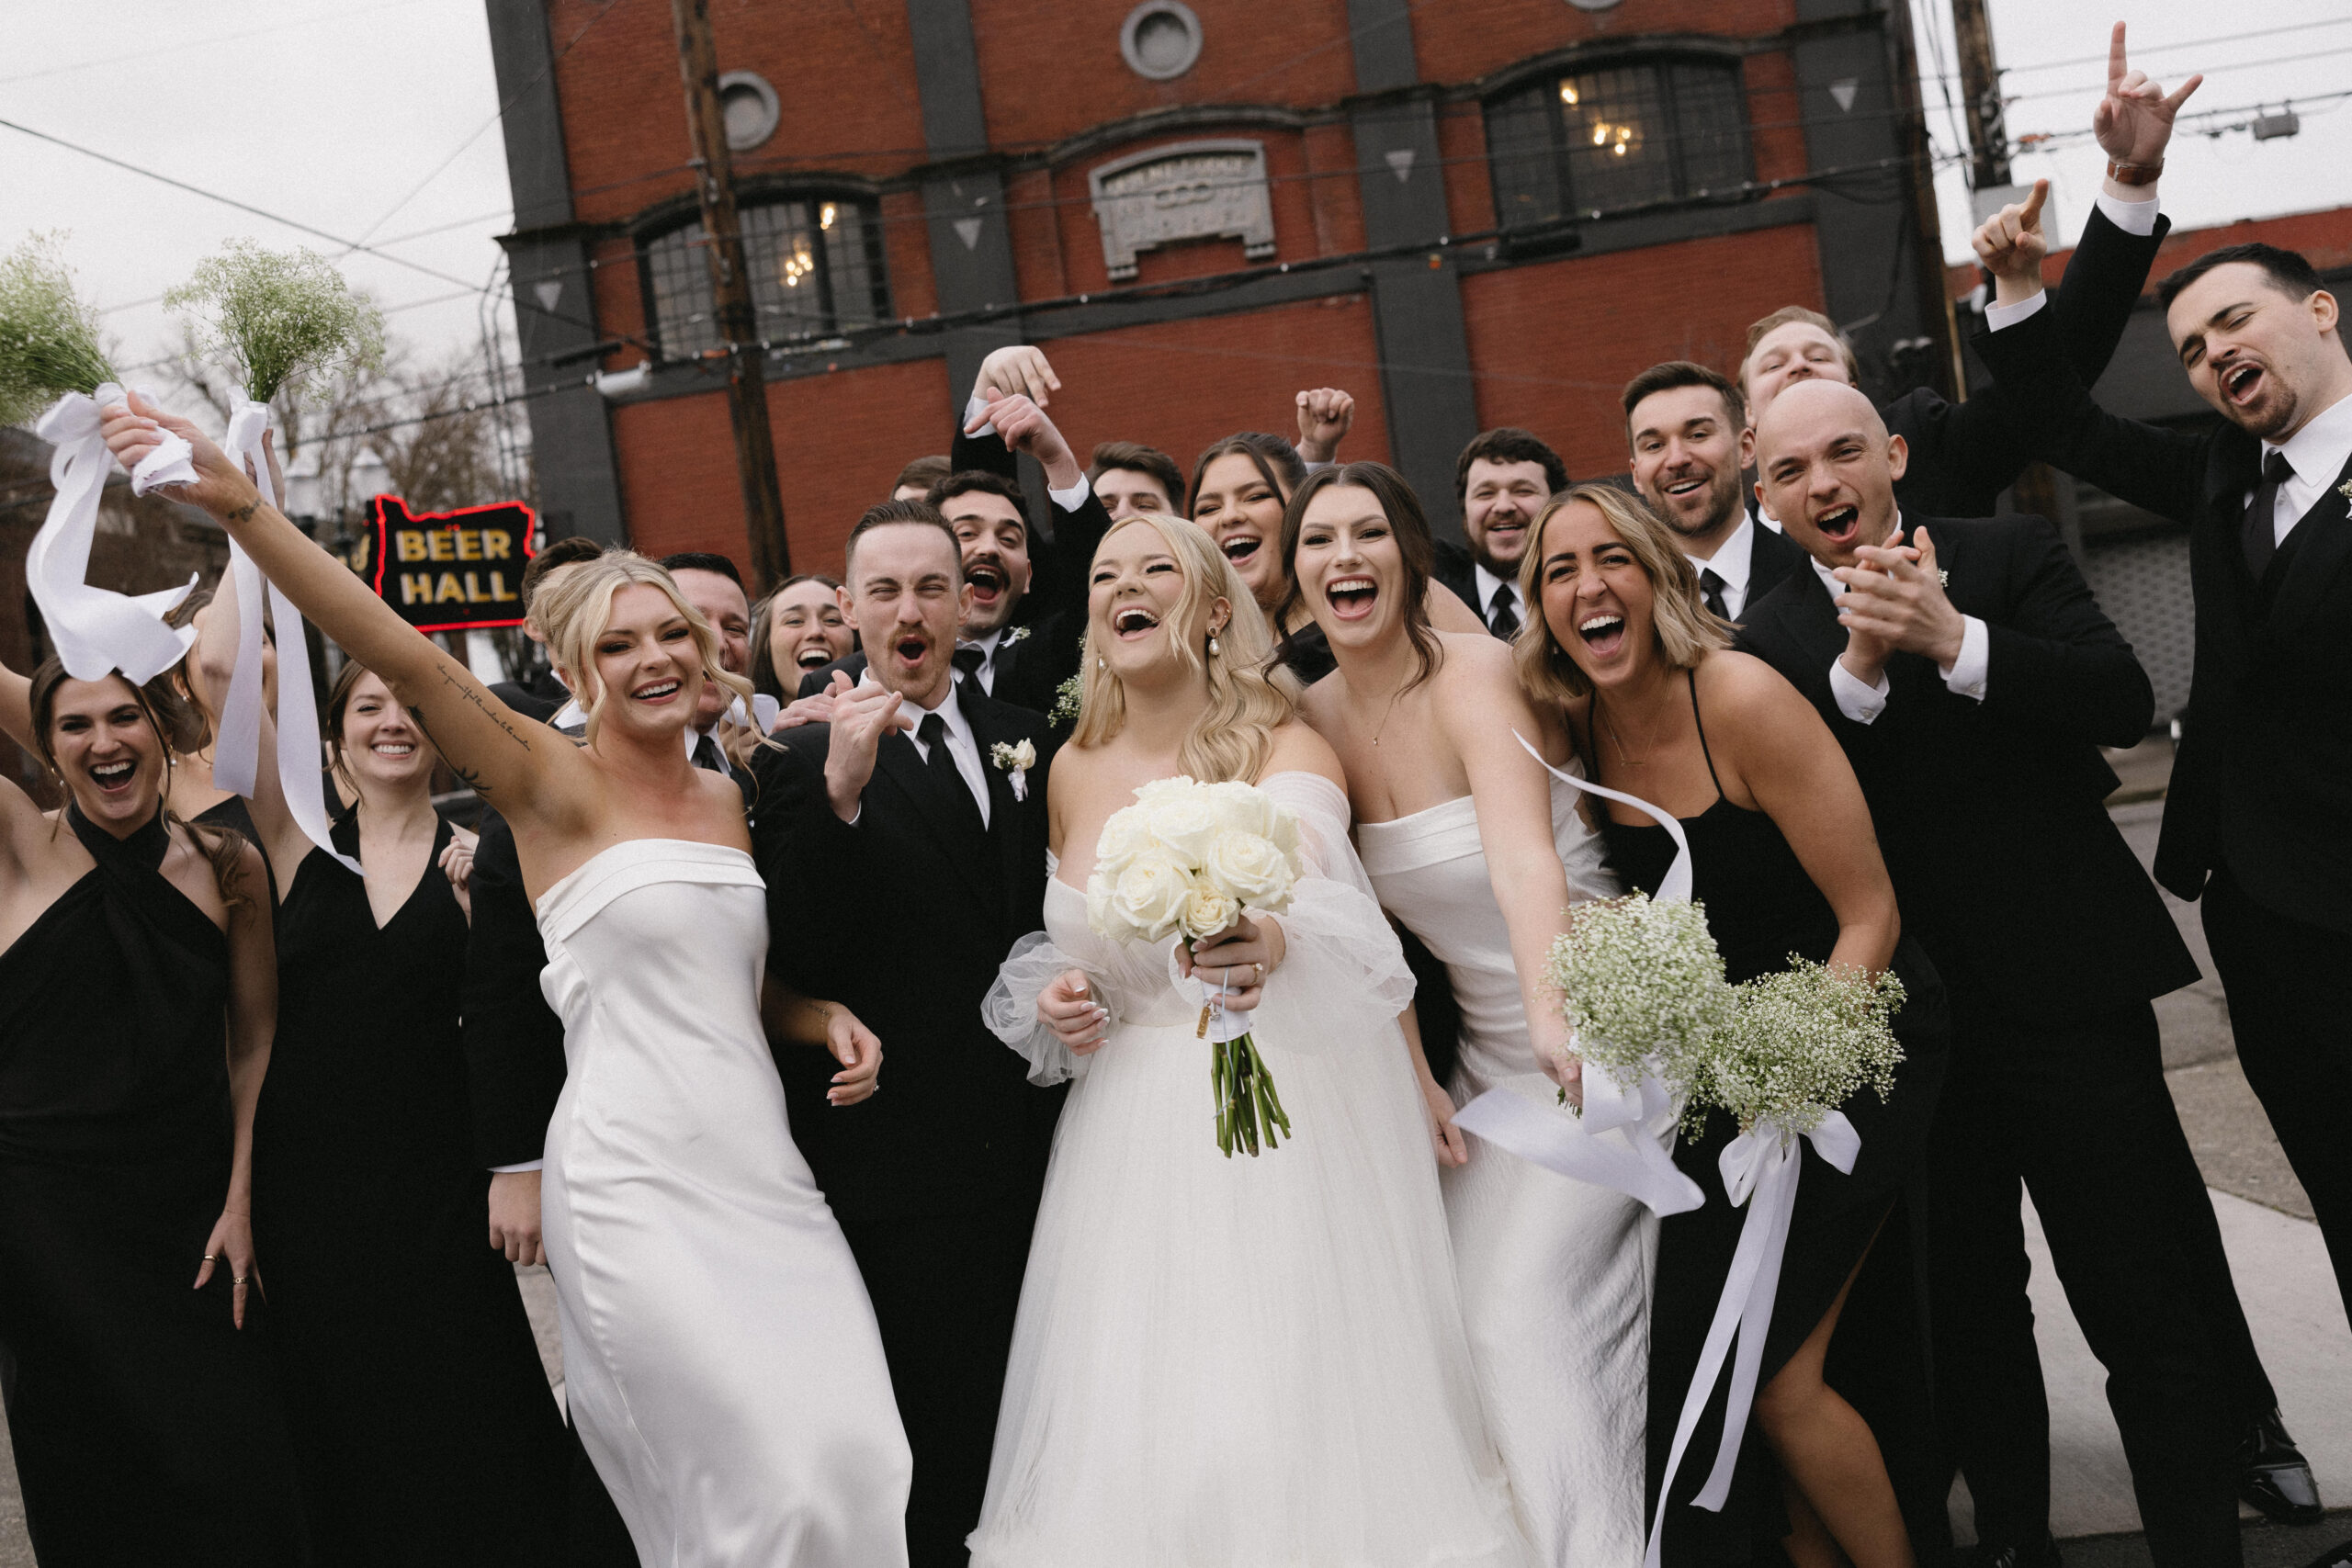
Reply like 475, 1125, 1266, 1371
1175, 912, 1283, 1012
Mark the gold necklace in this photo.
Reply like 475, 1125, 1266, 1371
1593, 692, 1665, 768
1363, 678, 1408, 750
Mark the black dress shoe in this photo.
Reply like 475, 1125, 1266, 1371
2301, 1537, 2352, 1568
2243, 1407, 2325, 1525
1967, 1535, 2063, 1568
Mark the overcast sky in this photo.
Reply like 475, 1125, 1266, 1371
4, 0, 2349, 407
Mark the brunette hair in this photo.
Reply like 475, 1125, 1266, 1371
747, 573, 845, 701
1453, 428, 1569, 502
657, 551, 744, 588
1622, 360, 1747, 432
927, 469, 1028, 527
842, 500, 962, 586
521, 536, 605, 615
1089, 441, 1186, 512
28, 658, 251, 908
1189, 433, 1307, 515
1738, 306, 1860, 399
530, 551, 752, 743
1513, 484, 1734, 705
1275, 462, 1442, 692
2156, 242, 2328, 310
1069, 513, 1293, 785
893, 454, 952, 497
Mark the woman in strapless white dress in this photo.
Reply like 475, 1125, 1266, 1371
1283, 462, 1655, 1565
975, 513, 1530, 1568
102, 392, 911, 1568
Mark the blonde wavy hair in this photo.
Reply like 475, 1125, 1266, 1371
1515, 483, 1735, 705
532, 550, 752, 742
1069, 513, 1294, 784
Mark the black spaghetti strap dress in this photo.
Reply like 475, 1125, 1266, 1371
0, 806, 310, 1565
1593, 671, 1951, 1565
251, 811, 568, 1565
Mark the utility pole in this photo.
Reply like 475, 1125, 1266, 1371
1949, 0, 2011, 189
671, 0, 790, 587
1888, 0, 1961, 400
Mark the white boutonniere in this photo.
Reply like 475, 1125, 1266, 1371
1939, 569, 1950, 587
991, 739, 1036, 800
2338, 478, 2352, 503
1004, 625, 1031, 645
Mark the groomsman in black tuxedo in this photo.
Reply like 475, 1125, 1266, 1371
1737, 379, 2245, 1568
1623, 361, 1808, 620
1431, 427, 1568, 637
488, 536, 607, 725
754, 501, 1058, 1568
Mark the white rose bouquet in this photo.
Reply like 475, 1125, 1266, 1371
1086, 776, 1306, 1156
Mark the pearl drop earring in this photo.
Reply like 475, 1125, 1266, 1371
1207, 632, 1222, 657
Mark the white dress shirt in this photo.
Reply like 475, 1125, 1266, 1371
1812, 517, 1990, 725
1685, 515, 1759, 620
1473, 562, 1523, 630
1981, 189, 2163, 333
855, 671, 989, 828
2245, 391, 2352, 545
960, 627, 1008, 696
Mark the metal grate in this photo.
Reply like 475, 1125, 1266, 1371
2081, 527, 2195, 726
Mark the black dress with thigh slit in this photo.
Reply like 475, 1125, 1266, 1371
1594, 671, 1951, 1565
0, 805, 311, 1566
251, 811, 568, 1565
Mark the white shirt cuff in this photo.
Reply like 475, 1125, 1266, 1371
1047, 472, 1091, 511
2096, 188, 2161, 236
1303, 458, 1333, 474
1940, 615, 1990, 701
1984, 290, 2047, 332
1829, 657, 1891, 725
491, 1160, 544, 1174
962, 392, 994, 440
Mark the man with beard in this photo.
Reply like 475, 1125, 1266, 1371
1433, 427, 1568, 637
1976, 220, 2352, 1566
1623, 360, 1808, 621
656, 551, 758, 782
754, 501, 1057, 1567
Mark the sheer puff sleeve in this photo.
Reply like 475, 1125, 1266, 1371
984, 929, 1110, 1087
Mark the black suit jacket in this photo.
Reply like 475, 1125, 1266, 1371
1975, 306, 2352, 933
460, 807, 569, 1168
751, 683, 1063, 1224
1736, 519, 1809, 616
1883, 203, 2169, 518
1738, 513, 2198, 1021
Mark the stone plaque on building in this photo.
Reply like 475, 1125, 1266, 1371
1089, 139, 1276, 280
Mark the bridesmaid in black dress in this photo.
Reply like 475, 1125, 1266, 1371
1517, 484, 1949, 1568
220, 648, 570, 1565
0, 656, 309, 1564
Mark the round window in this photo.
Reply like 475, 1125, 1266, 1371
716, 71, 780, 152
1120, 2, 1203, 81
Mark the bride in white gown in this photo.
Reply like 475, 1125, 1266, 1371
1283, 463, 1654, 1565
974, 513, 1530, 1568
101, 394, 912, 1568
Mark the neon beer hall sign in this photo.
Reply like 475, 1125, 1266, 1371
367, 496, 538, 633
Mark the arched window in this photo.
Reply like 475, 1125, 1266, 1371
1487, 55, 1751, 231
639, 195, 890, 360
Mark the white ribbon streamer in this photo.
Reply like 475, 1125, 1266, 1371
1453, 731, 1706, 1214
214, 396, 357, 873
1642, 1111, 1860, 1568
26, 386, 198, 682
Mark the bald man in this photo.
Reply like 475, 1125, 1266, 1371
1735, 379, 2249, 1567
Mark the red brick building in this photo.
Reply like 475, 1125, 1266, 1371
486, 0, 1952, 577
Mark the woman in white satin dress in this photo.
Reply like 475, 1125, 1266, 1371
101, 393, 913, 1568
1281, 462, 1655, 1566
974, 513, 1531, 1568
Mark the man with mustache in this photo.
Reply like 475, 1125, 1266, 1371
1623, 360, 1808, 622
1432, 427, 1568, 639
1975, 186, 2352, 1568
1737, 376, 2245, 1568
755, 500, 1058, 1567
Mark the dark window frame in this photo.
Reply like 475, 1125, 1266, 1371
636, 191, 891, 361
1485, 51, 1754, 233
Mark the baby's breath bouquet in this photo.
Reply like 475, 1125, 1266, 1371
1086, 776, 1305, 1157
1702, 959, 1906, 1142
165, 241, 386, 404
0, 233, 116, 426
1544, 892, 1729, 1119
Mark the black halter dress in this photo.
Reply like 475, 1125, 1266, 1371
0, 806, 310, 1565
250, 810, 568, 1565
1591, 671, 1951, 1565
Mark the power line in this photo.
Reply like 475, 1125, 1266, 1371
0, 0, 440, 87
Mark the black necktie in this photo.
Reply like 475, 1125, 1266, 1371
1487, 583, 1521, 641
691, 733, 726, 774
1700, 568, 1731, 622
953, 644, 988, 687
918, 712, 984, 831
2245, 448, 2295, 581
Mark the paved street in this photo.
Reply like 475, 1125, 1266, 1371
0, 758, 2337, 1564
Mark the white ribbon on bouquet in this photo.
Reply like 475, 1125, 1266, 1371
212, 395, 356, 872
1642, 1110, 1860, 1568
26, 386, 198, 683
1451, 731, 1706, 1217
